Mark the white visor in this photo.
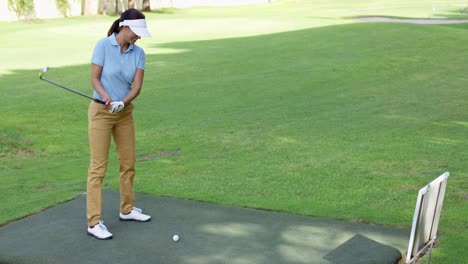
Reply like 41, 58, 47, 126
120, 19, 151, 38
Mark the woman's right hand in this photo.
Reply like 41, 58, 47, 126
102, 94, 112, 106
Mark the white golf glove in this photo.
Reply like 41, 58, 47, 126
109, 101, 125, 113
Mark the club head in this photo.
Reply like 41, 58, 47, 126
39, 66, 49, 79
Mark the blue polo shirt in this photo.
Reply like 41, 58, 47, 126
91, 33, 145, 101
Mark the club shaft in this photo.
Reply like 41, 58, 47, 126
40, 76, 105, 104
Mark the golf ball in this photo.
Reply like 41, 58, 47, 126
173, 235, 180, 242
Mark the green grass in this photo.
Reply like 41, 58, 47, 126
1, 1, 467, 263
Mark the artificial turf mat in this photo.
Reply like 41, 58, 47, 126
0, 191, 409, 264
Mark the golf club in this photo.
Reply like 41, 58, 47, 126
39, 67, 105, 105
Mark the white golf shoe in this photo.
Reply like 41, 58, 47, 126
87, 220, 113, 240
119, 207, 151, 222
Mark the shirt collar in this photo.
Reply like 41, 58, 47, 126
110, 33, 134, 52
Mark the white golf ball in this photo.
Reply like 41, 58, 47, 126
173, 235, 180, 242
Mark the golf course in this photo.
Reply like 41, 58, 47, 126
0, 0, 467, 263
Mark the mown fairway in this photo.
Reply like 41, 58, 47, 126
1, 1, 467, 262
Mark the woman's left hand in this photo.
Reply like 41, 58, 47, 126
109, 101, 125, 113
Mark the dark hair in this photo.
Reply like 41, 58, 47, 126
107, 8, 146, 37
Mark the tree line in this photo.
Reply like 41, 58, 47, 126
7, 0, 154, 20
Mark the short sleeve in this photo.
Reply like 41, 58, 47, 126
137, 49, 145, 70
91, 39, 106, 67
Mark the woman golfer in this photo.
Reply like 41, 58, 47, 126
86, 8, 151, 240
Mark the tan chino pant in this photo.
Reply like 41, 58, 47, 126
87, 101, 136, 227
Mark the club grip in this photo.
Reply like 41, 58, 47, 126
94, 99, 106, 105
